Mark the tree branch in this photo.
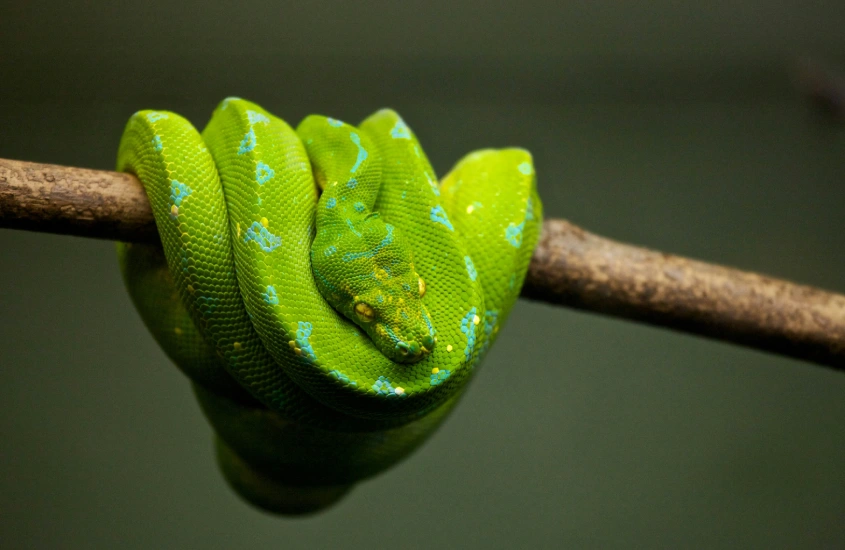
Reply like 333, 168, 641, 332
1, 157, 843, 371
522, 221, 845, 370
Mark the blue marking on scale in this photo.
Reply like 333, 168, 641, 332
426, 172, 440, 196
345, 218, 362, 238
295, 322, 317, 363
505, 221, 525, 247
429, 205, 454, 231
421, 308, 436, 337
237, 128, 256, 154
430, 369, 451, 386
262, 285, 279, 305
460, 307, 478, 363
464, 255, 477, 281
349, 132, 368, 173
145, 112, 168, 123
373, 375, 404, 397
382, 325, 401, 345
342, 224, 394, 262
170, 180, 192, 207
390, 119, 411, 139
256, 161, 275, 184
329, 369, 357, 387
243, 221, 281, 252
246, 110, 270, 125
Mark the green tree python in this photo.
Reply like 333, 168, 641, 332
116, 98, 542, 514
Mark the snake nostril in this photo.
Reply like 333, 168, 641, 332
397, 342, 410, 355
422, 335, 435, 350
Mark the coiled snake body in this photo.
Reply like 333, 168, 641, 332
117, 99, 542, 514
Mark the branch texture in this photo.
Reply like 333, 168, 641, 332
522, 220, 845, 369
1, 157, 843, 371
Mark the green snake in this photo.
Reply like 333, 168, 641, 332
116, 98, 542, 514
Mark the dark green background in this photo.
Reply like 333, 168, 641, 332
1, 2, 844, 548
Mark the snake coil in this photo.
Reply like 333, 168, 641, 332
116, 99, 542, 514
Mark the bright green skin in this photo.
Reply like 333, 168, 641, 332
116, 98, 542, 514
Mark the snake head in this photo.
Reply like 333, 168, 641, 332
351, 281, 436, 363
311, 216, 436, 363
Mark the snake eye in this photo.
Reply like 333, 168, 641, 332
418, 276, 426, 298
354, 302, 375, 322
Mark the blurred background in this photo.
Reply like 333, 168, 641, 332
1, 1, 844, 548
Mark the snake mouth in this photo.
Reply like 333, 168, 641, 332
395, 335, 436, 362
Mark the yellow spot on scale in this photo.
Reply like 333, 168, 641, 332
174, 327, 183, 336
170, 204, 179, 217
260, 217, 269, 228
432, 367, 439, 374
233, 342, 242, 351
446, 345, 453, 352
473, 315, 480, 325
466, 204, 474, 214
289, 340, 302, 355
394, 387, 405, 396
236, 222, 241, 238
187, 285, 195, 294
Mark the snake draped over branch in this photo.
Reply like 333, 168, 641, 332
116, 98, 542, 514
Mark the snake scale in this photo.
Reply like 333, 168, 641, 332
116, 98, 542, 514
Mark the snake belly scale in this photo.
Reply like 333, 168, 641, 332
116, 98, 542, 514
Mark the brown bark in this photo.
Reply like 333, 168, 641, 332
0, 158, 157, 242
522, 220, 845, 370
1, 157, 843, 371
